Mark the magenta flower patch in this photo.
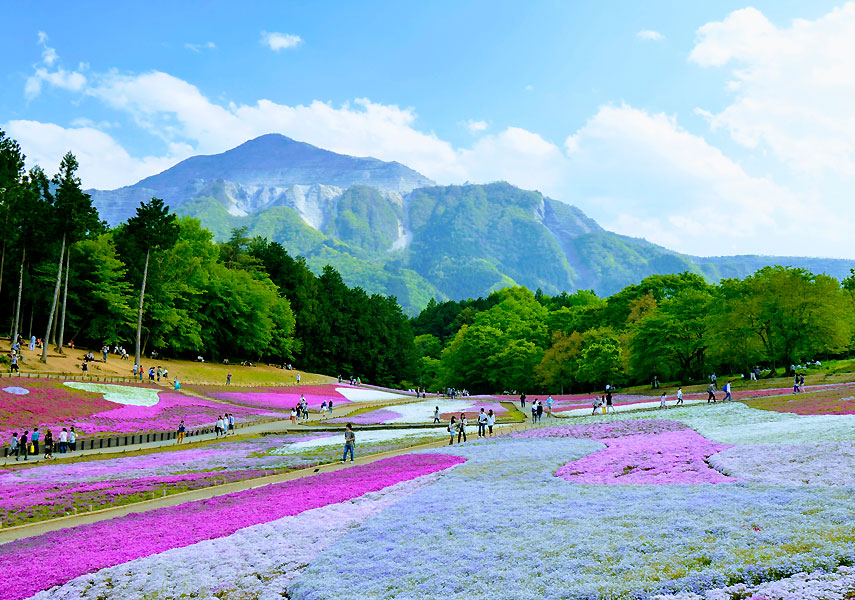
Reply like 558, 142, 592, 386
554, 427, 736, 485
0, 453, 464, 599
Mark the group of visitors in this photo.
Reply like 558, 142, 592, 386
657, 387, 686, 409
7, 426, 76, 461
215, 414, 235, 437
290, 395, 315, 423
592, 391, 616, 414
339, 375, 361, 386
793, 373, 806, 393
319, 399, 335, 415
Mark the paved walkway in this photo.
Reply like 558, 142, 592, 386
0, 421, 531, 544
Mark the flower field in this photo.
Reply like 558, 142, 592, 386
5, 382, 855, 599
199, 384, 406, 411
325, 397, 513, 424
0, 380, 280, 438
742, 384, 855, 415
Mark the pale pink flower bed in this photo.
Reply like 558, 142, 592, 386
206, 384, 358, 410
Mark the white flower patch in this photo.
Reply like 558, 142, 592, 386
2, 386, 29, 395
30, 473, 446, 600
335, 387, 408, 402
63, 382, 160, 407
709, 442, 855, 486
380, 399, 482, 424
268, 427, 447, 454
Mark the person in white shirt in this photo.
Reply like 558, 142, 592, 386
59, 428, 68, 454
676, 387, 684, 405
477, 408, 488, 438
215, 416, 224, 437
723, 381, 733, 402
486, 410, 496, 436
659, 393, 667, 409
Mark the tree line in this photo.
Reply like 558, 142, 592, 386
0, 130, 416, 386
412, 269, 855, 394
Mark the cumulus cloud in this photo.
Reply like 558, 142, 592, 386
4, 120, 191, 189
559, 104, 832, 256
636, 30, 664, 41
690, 4, 855, 176
261, 31, 303, 51
25, 32, 87, 99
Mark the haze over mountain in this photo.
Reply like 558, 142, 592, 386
89, 135, 855, 314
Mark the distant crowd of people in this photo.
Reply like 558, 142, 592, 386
8, 426, 77, 461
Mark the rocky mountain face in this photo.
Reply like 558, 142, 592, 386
89, 135, 855, 314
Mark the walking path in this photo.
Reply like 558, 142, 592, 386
0, 422, 528, 544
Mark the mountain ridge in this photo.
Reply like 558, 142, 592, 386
88, 135, 855, 313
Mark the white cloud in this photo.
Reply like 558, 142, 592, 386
25, 31, 86, 99
464, 119, 488, 133
559, 104, 834, 255
184, 41, 216, 53
636, 30, 664, 41
3, 120, 190, 189
690, 4, 855, 176
261, 31, 303, 51
524, 84, 534, 91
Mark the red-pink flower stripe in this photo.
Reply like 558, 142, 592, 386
206, 384, 358, 410
1, 453, 465, 599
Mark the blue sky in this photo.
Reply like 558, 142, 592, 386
2, 1, 853, 257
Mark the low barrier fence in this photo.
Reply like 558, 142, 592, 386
3, 422, 252, 458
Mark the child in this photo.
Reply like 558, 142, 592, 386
659, 392, 667, 409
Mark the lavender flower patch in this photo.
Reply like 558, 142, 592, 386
289, 437, 855, 599
30, 472, 449, 600
708, 442, 855, 486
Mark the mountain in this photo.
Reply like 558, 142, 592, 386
88, 134, 434, 225
89, 136, 855, 314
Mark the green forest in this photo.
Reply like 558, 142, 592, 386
0, 132, 416, 386
4, 130, 855, 392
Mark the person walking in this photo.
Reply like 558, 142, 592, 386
659, 392, 667, 409
546, 395, 554, 418
456, 413, 468, 443
591, 396, 602, 416
486, 409, 495, 436
793, 374, 801, 394
477, 408, 487, 438
448, 416, 456, 445
228, 413, 235, 434
177, 421, 186, 444
226, 372, 232, 385
676, 387, 684, 406
520, 393, 526, 408
707, 383, 717, 403
43, 430, 53, 459
799, 373, 805, 391
9, 433, 19, 461
31, 427, 40, 456
531, 401, 537, 422
9, 352, 19, 374
173, 376, 181, 390
536, 400, 544, 423
59, 428, 68, 454
19, 430, 29, 461
290, 408, 297, 424
606, 391, 614, 413
68, 426, 77, 452
723, 381, 733, 402
341, 424, 355, 463
320, 400, 327, 414
328, 400, 334, 414
215, 416, 224, 437
433, 406, 441, 424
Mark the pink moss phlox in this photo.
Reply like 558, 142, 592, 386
555, 428, 736, 485
0, 453, 465, 599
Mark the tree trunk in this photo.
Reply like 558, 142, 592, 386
0, 238, 6, 305
41, 233, 65, 363
11, 248, 24, 347
56, 250, 71, 353
134, 248, 150, 367
28, 303, 33, 339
